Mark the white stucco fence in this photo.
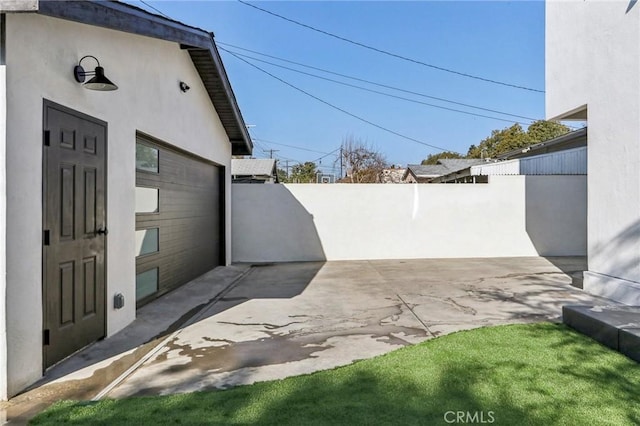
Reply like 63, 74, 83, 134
232, 176, 587, 263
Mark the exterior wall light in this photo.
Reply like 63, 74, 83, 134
73, 55, 118, 91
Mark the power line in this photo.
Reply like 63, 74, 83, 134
278, 155, 304, 164
221, 47, 457, 153
217, 41, 539, 122
250, 134, 327, 162
250, 135, 324, 165
251, 139, 268, 152
236, 0, 544, 93
250, 138, 306, 164
263, 148, 280, 159
311, 148, 341, 163
253, 138, 333, 155
224, 49, 535, 126
139, 1, 172, 19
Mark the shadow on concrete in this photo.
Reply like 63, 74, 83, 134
4, 262, 324, 423
463, 272, 613, 325
232, 184, 326, 262
64, 263, 322, 375
524, 176, 587, 257
30, 324, 640, 425
190, 261, 326, 325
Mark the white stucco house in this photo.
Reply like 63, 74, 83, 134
0, 0, 252, 399
546, 0, 640, 305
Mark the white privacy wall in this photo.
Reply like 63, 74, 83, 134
232, 176, 587, 263
3, 13, 233, 397
546, 1, 640, 304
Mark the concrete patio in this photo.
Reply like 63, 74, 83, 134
1, 256, 614, 423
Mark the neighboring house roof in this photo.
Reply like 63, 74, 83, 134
404, 164, 449, 180
35, 0, 253, 155
496, 127, 587, 160
430, 129, 588, 183
403, 159, 485, 182
437, 159, 486, 171
433, 145, 588, 183
231, 159, 277, 177
471, 146, 587, 176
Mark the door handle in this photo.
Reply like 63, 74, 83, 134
96, 227, 108, 235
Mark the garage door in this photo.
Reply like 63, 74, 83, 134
135, 135, 224, 306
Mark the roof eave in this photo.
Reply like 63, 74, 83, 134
548, 104, 587, 121
184, 40, 253, 155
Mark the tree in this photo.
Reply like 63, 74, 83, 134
526, 120, 571, 143
338, 136, 388, 183
467, 123, 529, 159
421, 151, 463, 165
289, 162, 318, 183
276, 168, 288, 183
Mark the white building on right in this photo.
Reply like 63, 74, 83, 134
546, 0, 640, 305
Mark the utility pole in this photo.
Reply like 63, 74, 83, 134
284, 160, 290, 178
339, 146, 344, 178
263, 149, 279, 159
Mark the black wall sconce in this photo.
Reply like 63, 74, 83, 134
179, 81, 190, 93
73, 55, 118, 91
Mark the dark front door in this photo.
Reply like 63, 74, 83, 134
43, 101, 107, 368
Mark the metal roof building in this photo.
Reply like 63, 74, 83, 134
231, 159, 279, 183
471, 147, 587, 176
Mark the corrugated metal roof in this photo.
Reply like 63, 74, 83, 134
471, 147, 587, 176
496, 127, 587, 160
438, 159, 486, 172
231, 159, 276, 176
406, 159, 486, 179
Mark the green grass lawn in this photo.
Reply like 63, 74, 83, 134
31, 323, 640, 425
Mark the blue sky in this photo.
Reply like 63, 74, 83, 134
127, 1, 548, 173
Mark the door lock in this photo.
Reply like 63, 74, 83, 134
96, 227, 108, 235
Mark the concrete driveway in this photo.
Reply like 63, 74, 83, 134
104, 257, 608, 397
2, 257, 614, 423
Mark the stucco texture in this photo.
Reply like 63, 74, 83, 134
546, 0, 640, 304
232, 176, 587, 263
3, 13, 232, 398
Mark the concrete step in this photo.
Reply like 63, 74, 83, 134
620, 328, 640, 363
563, 305, 640, 362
